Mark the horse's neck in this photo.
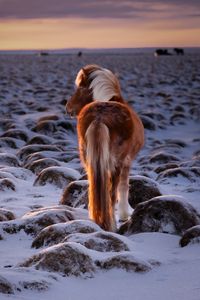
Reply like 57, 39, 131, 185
109, 95, 125, 103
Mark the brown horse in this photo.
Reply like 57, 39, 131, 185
66, 64, 144, 231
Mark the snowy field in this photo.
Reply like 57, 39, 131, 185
0, 50, 200, 300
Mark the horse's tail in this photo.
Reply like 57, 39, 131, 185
85, 120, 114, 231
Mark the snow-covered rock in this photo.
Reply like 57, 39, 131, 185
95, 253, 153, 273
0, 206, 76, 236
119, 196, 200, 235
0, 209, 15, 222
64, 231, 130, 252
128, 175, 162, 208
34, 167, 81, 188
60, 180, 88, 208
32, 220, 101, 248
20, 242, 95, 278
180, 225, 200, 247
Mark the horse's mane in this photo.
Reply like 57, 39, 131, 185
75, 65, 121, 102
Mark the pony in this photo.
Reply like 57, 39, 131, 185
66, 64, 144, 231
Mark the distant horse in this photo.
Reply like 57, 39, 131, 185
174, 48, 184, 55
66, 64, 144, 231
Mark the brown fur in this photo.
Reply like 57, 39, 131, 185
66, 65, 144, 231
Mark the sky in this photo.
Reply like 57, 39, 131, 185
0, 0, 200, 50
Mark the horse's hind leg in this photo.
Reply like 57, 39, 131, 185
110, 168, 120, 231
118, 165, 130, 221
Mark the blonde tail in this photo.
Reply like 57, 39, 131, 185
85, 121, 115, 231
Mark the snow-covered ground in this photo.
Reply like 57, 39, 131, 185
0, 51, 200, 300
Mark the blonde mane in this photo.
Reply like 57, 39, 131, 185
89, 68, 121, 102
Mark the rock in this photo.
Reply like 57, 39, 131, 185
64, 231, 130, 252
1, 129, 29, 142
0, 153, 20, 167
0, 178, 16, 192
170, 112, 186, 125
180, 158, 200, 168
0, 206, 75, 236
0, 209, 15, 222
118, 196, 200, 235
1, 167, 33, 180
157, 167, 200, 183
154, 163, 179, 174
20, 243, 95, 278
180, 225, 200, 247
33, 120, 57, 134
0, 137, 18, 149
57, 120, 75, 133
25, 158, 61, 175
17, 144, 61, 161
60, 180, 88, 208
32, 220, 101, 248
37, 114, 59, 122
95, 253, 152, 273
149, 152, 180, 164
140, 115, 156, 130
24, 151, 73, 166
164, 139, 186, 148
0, 275, 14, 294
128, 176, 162, 208
27, 135, 54, 145
34, 167, 80, 188
20, 280, 50, 291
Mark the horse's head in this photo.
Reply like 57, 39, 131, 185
66, 64, 122, 117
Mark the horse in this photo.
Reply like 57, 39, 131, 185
66, 64, 144, 231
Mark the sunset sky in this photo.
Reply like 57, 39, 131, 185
0, 0, 199, 50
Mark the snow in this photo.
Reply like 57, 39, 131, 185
0, 51, 200, 299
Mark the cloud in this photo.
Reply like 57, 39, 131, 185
0, 0, 199, 21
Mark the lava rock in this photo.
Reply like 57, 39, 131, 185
119, 196, 200, 235
25, 158, 61, 175
27, 135, 54, 145
0, 275, 14, 294
1, 129, 29, 142
154, 163, 179, 174
180, 225, 200, 247
0, 206, 76, 236
20, 243, 95, 278
149, 152, 180, 164
0, 178, 16, 192
128, 176, 162, 208
33, 120, 57, 134
32, 220, 101, 248
95, 253, 152, 273
17, 144, 61, 161
1, 167, 33, 180
0, 209, 15, 222
0, 153, 20, 167
60, 180, 88, 208
20, 280, 50, 292
64, 231, 130, 252
34, 167, 81, 188
157, 167, 200, 183
140, 115, 156, 130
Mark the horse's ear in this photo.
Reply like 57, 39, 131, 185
82, 68, 87, 79
76, 68, 87, 87
80, 68, 87, 85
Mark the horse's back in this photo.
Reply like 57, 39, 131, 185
78, 101, 133, 136
77, 101, 144, 160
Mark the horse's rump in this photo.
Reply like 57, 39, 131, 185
78, 101, 135, 142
